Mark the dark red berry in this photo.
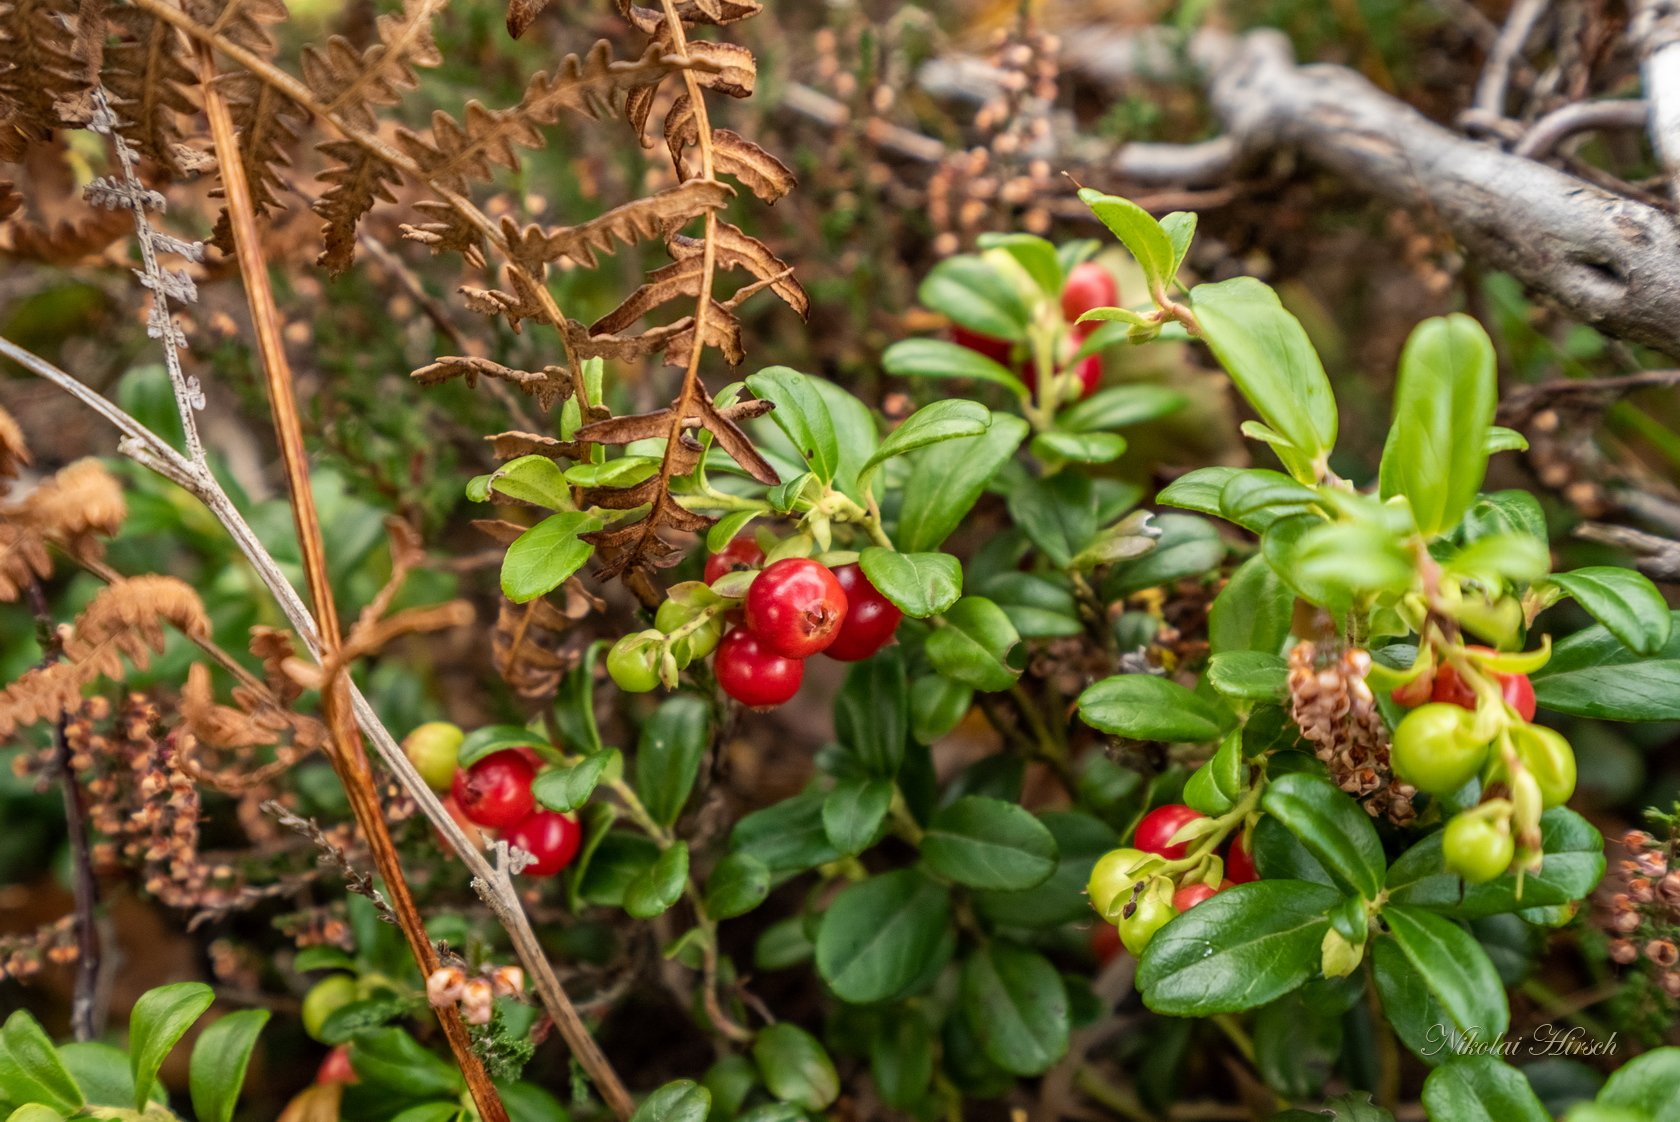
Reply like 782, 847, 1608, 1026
1134, 804, 1206, 860
1089, 922, 1122, 965
1432, 648, 1537, 721
715, 627, 803, 708
744, 558, 849, 658
1061, 262, 1118, 323
505, 809, 582, 877
1504, 672, 1537, 721
1225, 834, 1259, 885
704, 537, 765, 584
951, 325, 1016, 368
451, 750, 536, 830
824, 564, 903, 661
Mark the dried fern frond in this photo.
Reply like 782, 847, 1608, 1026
507, 178, 734, 271
103, 6, 199, 173
0, 523, 52, 602
492, 588, 600, 699
410, 357, 568, 409
1, 204, 131, 263
209, 72, 304, 251
63, 574, 211, 679
0, 0, 92, 159
19, 456, 127, 554
0, 405, 31, 493
615, 0, 762, 36
0, 659, 89, 737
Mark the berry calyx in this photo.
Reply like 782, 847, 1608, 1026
302, 974, 358, 1042
715, 627, 804, 708
825, 564, 903, 661
1061, 261, 1118, 322
1224, 834, 1258, 884
505, 809, 582, 877
1134, 804, 1207, 861
704, 537, 765, 585
403, 721, 463, 793
451, 750, 536, 830
316, 1045, 358, 1085
1391, 703, 1488, 795
743, 558, 849, 658
1443, 813, 1514, 884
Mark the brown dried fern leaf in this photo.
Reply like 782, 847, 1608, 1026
411, 357, 568, 409
0, 405, 31, 492
103, 6, 199, 174
19, 456, 126, 557
0, 659, 91, 737
615, 0, 762, 36
501, 177, 732, 270
0, 523, 52, 602
314, 140, 401, 274
486, 431, 590, 462
209, 73, 305, 251
63, 575, 210, 679
182, 661, 288, 750
303, 0, 443, 133
0, 0, 91, 160
711, 130, 793, 203
492, 588, 598, 699
397, 40, 695, 197
1, 204, 131, 263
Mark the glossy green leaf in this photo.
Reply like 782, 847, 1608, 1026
1461, 491, 1548, 543
1373, 936, 1467, 1066
918, 256, 1031, 340
630, 1080, 711, 1122
564, 457, 660, 488
1261, 774, 1386, 899
1184, 728, 1244, 816
635, 695, 712, 828
896, 415, 1029, 552
1379, 314, 1498, 535
1593, 1047, 1680, 1118
1077, 674, 1232, 743
1156, 466, 1241, 517
922, 797, 1058, 890
815, 870, 952, 1004
532, 750, 616, 814
130, 982, 214, 1109
1190, 277, 1338, 482
858, 400, 992, 492
869, 1013, 934, 1110
1, 1011, 82, 1114
822, 777, 894, 856
1102, 514, 1224, 598
458, 724, 546, 768
1217, 468, 1321, 534
1549, 567, 1673, 657
1422, 1057, 1548, 1122
703, 852, 771, 920
752, 1024, 838, 1111
1007, 471, 1096, 569
983, 571, 1082, 638
1137, 880, 1341, 1015
731, 792, 841, 874
974, 811, 1119, 928
1206, 650, 1289, 702
834, 648, 909, 776
1208, 555, 1293, 655
746, 367, 841, 485
1254, 992, 1343, 1099
624, 842, 689, 920
960, 942, 1069, 1076
706, 510, 758, 553
501, 512, 601, 603
880, 339, 1027, 395
189, 1009, 270, 1122
1030, 431, 1127, 464
1532, 660, 1680, 721
857, 549, 962, 618
483, 455, 572, 509
1058, 384, 1186, 432
1077, 189, 1176, 290
1383, 906, 1508, 1042
910, 674, 972, 745
925, 597, 1022, 692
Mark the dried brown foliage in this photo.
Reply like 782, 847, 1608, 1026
0, 456, 127, 601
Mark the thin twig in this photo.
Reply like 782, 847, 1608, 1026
23, 579, 102, 1042
195, 43, 510, 1122
1475, 0, 1547, 118
1515, 98, 1651, 159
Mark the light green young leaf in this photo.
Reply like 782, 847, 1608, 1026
881, 338, 1028, 395
129, 982, 215, 1109
1076, 189, 1176, 292
858, 400, 991, 492
501, 512, 602, 603
976, 232, 1064, 295
857, 549, 962, 618
189, 1009, 270, 1122
917, 256, 1031, 340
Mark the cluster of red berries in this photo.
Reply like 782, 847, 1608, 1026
952, 261, 1117, 399
1088, 802, 1258, 962
403, 723, 580, 878
705, 542, 904, 709
1390, 646, 1536, 718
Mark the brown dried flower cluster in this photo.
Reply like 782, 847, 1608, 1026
1602, 828, 1680, 999
0, 915, 79, 984
1287, 641, 1417, 826
428, 963, 527, 1026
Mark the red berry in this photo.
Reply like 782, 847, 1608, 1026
1225, 834, 1258, 885
951, 325, 1016, 368
1503, 673, 1536, 721
1391, 670, 1434, 708
1089, 922, 1123, 965
1061, 262, 1118, 323
505, 809, 582, 877
1134, 804, 1206, 860
1073, 353, 1101, 398
1171, 880, 1231, 912
704, 537, 764, 585
451, 750, 536, 830
714, 627, 804, 708
1432, 649, 1537, 721
744, 558, 849, 658
317, 1045, 357, 1085
436, 793, 485, 850
824, 564, 903, 661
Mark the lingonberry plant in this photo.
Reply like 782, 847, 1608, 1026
3, 0, 1679, 1112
